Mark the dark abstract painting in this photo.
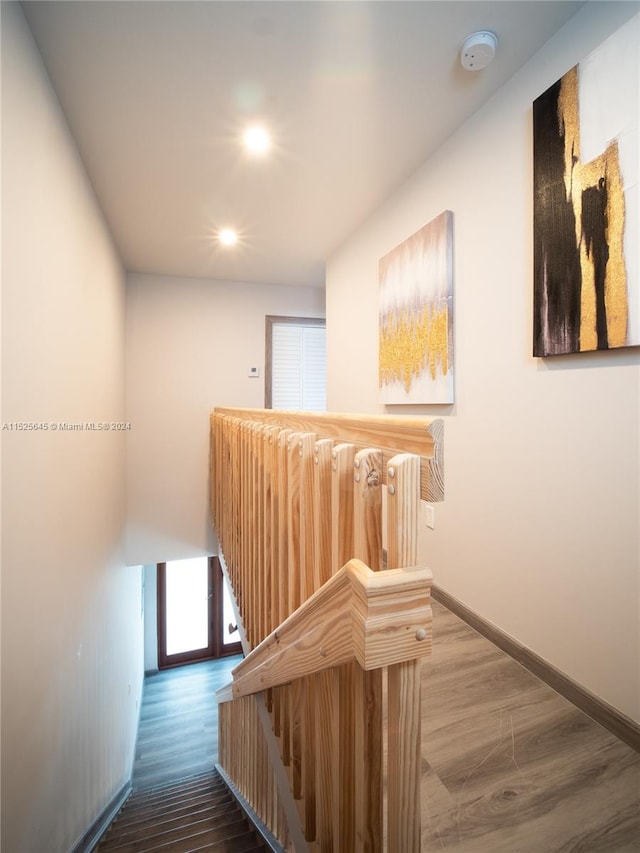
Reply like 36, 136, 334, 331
533, 16, 638, 356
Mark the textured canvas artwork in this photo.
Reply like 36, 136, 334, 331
533, 15, 639, 356
379, 211, 454, 404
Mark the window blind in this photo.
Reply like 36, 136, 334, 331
271, 322, 326, 412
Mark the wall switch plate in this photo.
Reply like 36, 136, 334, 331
425, 505, 435, 529
248, 367, 260, 378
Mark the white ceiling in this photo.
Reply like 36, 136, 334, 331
22, 1, 583, 288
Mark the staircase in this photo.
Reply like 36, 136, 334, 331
97, 770, 268, 852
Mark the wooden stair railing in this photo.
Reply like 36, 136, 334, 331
218, 560, 431, 852
228, 559, 431, 695
210, 408, 444, 851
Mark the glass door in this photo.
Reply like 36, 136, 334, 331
157, 556, 241, 668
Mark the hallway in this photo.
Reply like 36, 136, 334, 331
130, 603, 640, 850
133, 656, 242, 791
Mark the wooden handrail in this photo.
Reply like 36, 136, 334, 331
212, 407, 444, 502
221, 558, 431, 701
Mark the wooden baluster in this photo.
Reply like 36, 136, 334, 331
386, 452, 420, 569
297, 433, 317, 840
287, 433, 306, 824
312, 667, 335, 851
230, 419, 240, 598
257, 696, 265, 818
291, 678, 303, 804
249, 424, 257, 643
234, 421, 246, 617
233, 418, 241, 595
242, 699, 247, 796
287, 433, 303, 614
264, 429, 278, 767
221, 414, 228, 557
238, 420, 246, 635
210, 415, 217, 535
226, 416, 233, 560
331, 443, 356, 849
277, 429, 292, 623
313, 439, 333, 590
212, 415, 219, 547
277, 431, 291, 769
387, 661, 421, 853
265, 746, 273, 835
354, 665, 384, 851
302, 676, 315, 841
298, 433, 317, 602
221, 414, 228, 554
252, 697, 258, 811
264, 426, 279, 715
249, 424, 257, 644
248, 420, 256, 643
285, 432, 303, 816
331, 443, 355, 575
352, 449, 384, 848
216, 414, 225, 550
253, 696, 259, 811
254, 423, 265, 643
286, 434, 304, 812
237, 697, 244, 798
334, 662, 355, 851
313, 438, 335, 850
267, 425, 281, 731
353, 448, 383, 572
385, 452, 423, 852
218, 702, 225, 772
315, 437, 334, 844
265, 427, 280, 632
242, 421, 258, 649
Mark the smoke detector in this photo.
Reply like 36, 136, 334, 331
461, 31, 498, 71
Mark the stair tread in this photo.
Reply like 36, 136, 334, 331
100, 820, 257, 853
110, 786, 232, 827
191, 836, 265, 853
97, 769, 263, 853
131, 774, 224, 802
149, 827, 261, 853
106, 794, 237, 830
101, 801, 242, 846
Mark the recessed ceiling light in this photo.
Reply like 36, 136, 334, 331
242, 124, 271, 155
218, 228, 238, 246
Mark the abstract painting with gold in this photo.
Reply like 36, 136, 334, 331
533, 15, 638, 356
379, 211, 454, 404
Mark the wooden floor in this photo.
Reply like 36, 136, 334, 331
133, 655, 242, 791
133, 603, 640, 850
421, 600, 640, 852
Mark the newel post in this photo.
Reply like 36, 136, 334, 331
386, 452, 424, 853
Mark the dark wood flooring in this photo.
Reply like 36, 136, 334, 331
99, 771, 266, 852
133, 655, 241, 791
133, 603, 640, 850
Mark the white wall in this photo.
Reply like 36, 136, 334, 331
327, 3, 640, 723
143, 563, 158, 673
126, 273, 324, 566
1, 5, 144, 850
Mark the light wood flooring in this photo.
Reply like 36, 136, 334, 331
133, 602, 640, 850
421, 600, 640, 852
